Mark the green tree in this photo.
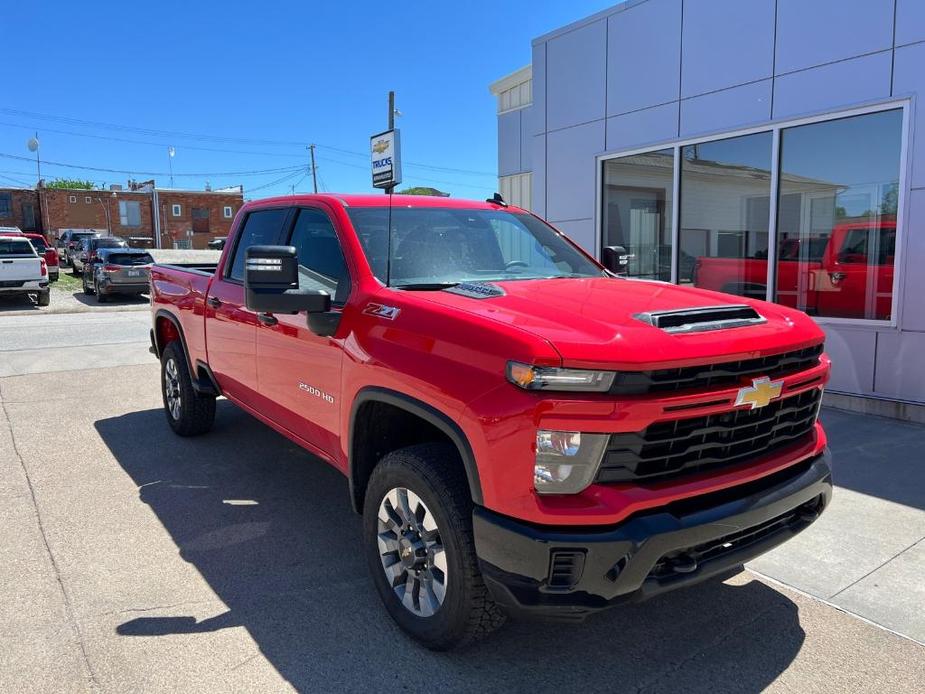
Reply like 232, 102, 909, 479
45, 178, 97, 190
396, 186, 450, 197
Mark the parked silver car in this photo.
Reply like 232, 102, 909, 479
82, 247, 154, 303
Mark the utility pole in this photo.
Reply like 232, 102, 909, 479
386, 91, 395, 194
309, 144, 318, 193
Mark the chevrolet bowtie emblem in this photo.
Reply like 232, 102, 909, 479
372, 139, 389, 154
735, 376, 784, 410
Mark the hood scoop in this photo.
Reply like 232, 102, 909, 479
634, 304, 766, 334
443, 282, 506, 299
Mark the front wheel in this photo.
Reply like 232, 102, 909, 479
160, 342, 215, 436
363, 443, 506, 650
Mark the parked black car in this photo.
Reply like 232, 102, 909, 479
82, 247, 154, 302
72, 236, 128, 275
58, 230, 100, 267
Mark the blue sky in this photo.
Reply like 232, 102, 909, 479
2, 0, 616, 200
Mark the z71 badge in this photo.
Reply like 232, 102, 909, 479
363, 303, 401, 320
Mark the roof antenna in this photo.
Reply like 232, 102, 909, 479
486, 192, 508, 207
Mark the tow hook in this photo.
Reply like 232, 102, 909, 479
667, 553, 698, 574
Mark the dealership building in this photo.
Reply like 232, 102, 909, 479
491, 0, 925, 416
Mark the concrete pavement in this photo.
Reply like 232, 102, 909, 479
1, 311, 924, 692
0, 311, 151, 377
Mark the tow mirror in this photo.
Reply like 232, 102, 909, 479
602, 245, 630, 275
244, 245, 331, 315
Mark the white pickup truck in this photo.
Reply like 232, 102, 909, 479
0, 236, 49, 306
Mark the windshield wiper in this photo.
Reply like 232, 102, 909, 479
393, 282, 460, 291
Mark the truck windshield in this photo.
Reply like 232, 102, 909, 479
346, 207, 604, 288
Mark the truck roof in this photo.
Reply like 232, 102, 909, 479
250, 193, 525, 212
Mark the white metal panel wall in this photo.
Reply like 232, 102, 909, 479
520, 0, 925, 403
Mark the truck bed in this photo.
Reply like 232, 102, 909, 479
0, 238, 44, 289
150, 263, 214, 371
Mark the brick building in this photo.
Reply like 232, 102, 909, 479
154, 189, 242, 249
0, 188, 41, 232
0, 182, 243, 249
39, 188, 153, 244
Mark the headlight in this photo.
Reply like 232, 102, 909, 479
507, 361, 615, 392
534, 430, 609, 495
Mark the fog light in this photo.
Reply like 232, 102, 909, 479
534, 430, 608, 495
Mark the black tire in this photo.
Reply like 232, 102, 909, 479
95, 281, 107, 302
160, 342, 215, 436
37, 289, 50, 307
83, 275, 94, 295
363, 443, 506, 650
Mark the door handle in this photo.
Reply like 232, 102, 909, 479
207, 296, 222, 309
257, 312, 278, 326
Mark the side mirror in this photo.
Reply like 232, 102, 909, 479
602, 245, 630, 275
244, 245, 331, 315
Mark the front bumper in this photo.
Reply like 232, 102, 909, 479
473, 449, 832, 621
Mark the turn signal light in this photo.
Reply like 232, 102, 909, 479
507, 362, 615, 393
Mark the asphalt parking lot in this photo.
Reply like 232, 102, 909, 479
2, 310, 924, 692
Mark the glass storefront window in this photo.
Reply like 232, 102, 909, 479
680, 132, 773, 297
775, 109, 902, 320
601, 149, 673, 281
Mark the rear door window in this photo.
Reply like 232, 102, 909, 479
0, 239, 35, 256
226, 208, 289, 282
108, 253, 154, 265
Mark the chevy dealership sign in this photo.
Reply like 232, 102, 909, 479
370, 129, 402, 189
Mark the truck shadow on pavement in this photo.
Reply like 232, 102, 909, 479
819, 409, 925, 511
95, 404, 806, 693
70, 290, 149, 308
0, 295, 39, 312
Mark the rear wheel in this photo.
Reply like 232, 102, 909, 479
363, 443, 506, 650
95, 280, 107, 302
36, 289, 50, 307
83, 274, 94, 295
160, 342, 215, 436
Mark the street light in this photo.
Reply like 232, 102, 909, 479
27, 134, 41, 184
95, 192, 117, 236
167, 146, 176, 187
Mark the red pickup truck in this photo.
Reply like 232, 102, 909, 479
150, 194, 832, 649
692, 220, 895, 320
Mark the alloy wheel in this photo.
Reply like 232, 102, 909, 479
377, 487, 448, 617
164, 358, 182, 420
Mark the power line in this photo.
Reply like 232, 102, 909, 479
0, 173, 31, 186
316, 144, 496, 177
0, 120, 307, 161
315, 154, 490, 191
0, 151, 304, 178
0, 108, 309, 147
0, 108, 497, 177
245, 169, 306, 194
